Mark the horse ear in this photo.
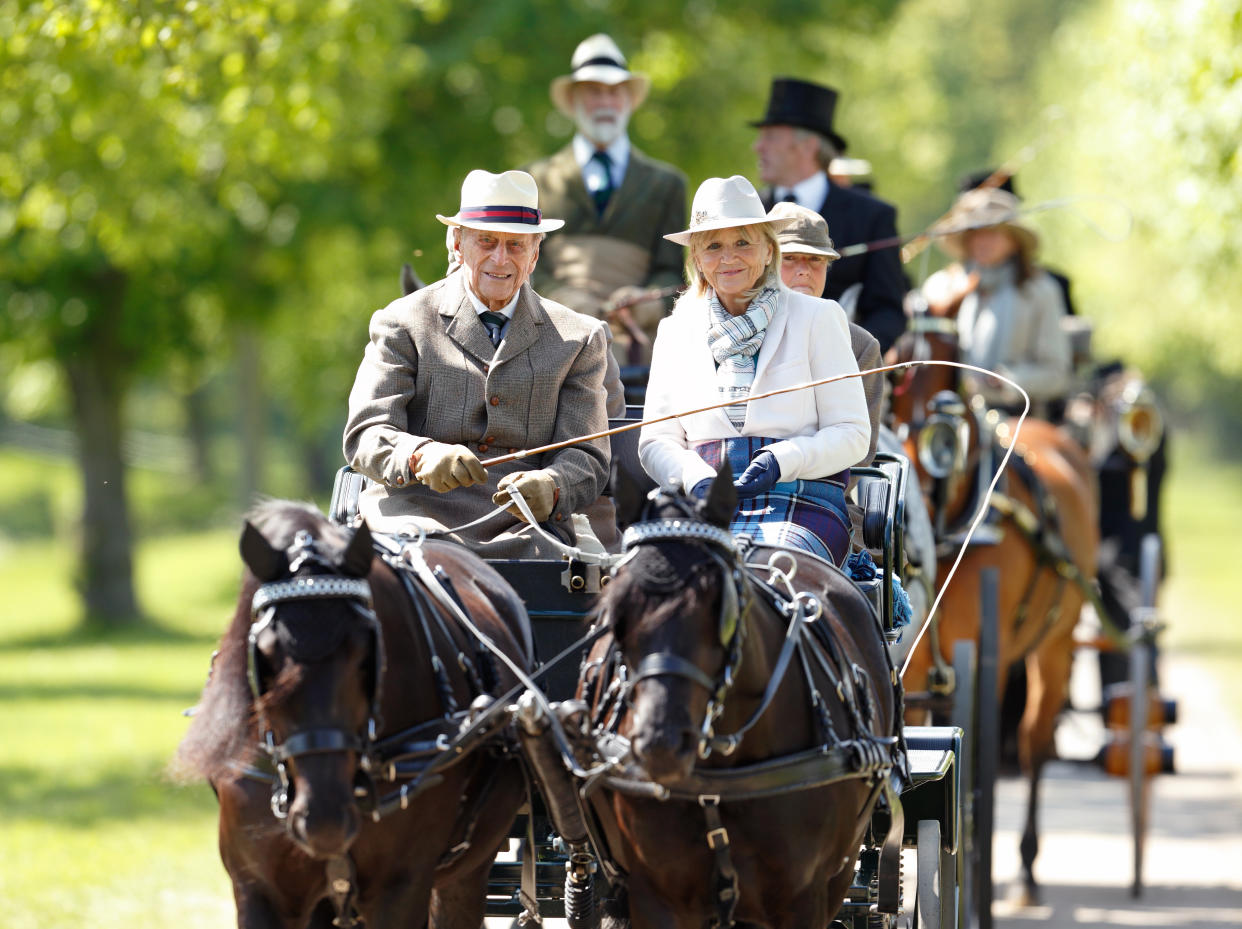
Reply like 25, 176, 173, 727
340, 520, 374, 577
612, 459, 646, 528
240, 521, 288, 581
400, 263, 424, 296
699, 461, 737, 528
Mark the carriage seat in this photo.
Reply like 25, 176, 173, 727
848, 452, 909, 641
328, 416, 654, 527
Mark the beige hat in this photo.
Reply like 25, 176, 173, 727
935, 187, 1038, 260
436, 169, 564, 235
664, 175, 797, 246
769, 201, 841, 259
550, 34, 651, 117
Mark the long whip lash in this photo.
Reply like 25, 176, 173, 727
477, 358, 1032, 678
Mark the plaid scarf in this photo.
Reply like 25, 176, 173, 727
707, 286, 779, 428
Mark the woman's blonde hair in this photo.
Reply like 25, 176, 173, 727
683, 222, 782, 301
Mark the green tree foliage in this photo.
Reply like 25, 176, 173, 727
1017, 0, 1242, 431
0, 0, 417, 622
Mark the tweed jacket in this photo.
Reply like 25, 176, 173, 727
526, 143, 686, 312
764, 178, 907, 354
639, 288, 871, 493
850, 322, 883, 466
342, 273, 610, 556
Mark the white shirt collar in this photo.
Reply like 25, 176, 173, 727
572, 133, 631, 185
777, 171, 829, 211
464, 283, 520, 320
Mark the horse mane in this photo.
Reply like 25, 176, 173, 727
172, 499, 350, 784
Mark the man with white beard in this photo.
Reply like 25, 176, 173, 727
525, 34, 687, 367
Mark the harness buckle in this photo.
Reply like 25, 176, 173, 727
706, 827, 730, 850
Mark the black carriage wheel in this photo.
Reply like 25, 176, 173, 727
1129, 533, 1162, 898
950, 641, 976, 929
975, 569, 1001, 929
913, 819, 957, 929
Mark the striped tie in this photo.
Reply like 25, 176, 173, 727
480, 311, 507, 347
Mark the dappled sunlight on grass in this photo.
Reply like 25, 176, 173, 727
1159, 431, 1242, 726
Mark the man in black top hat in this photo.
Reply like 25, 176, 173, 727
751, 77, 906, 353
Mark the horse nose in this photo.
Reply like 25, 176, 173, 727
632, 725, 698, 785
289, 795, 360, 859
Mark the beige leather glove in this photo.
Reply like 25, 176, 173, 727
608, 284, 666, 330
493, 469, 559, 524
412, 442, 486, 493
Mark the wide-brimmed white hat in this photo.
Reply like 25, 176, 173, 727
933, 187, 1037, 260
550, 34, 651, 117
664, 175, 797, 246
436, 169, 564, 235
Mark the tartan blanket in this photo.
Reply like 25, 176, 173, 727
691, 437, 851, 564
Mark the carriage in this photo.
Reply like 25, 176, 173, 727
308, 407, 977, 929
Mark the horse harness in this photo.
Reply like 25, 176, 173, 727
576, 505, 905, 928
243, 529, 519, 928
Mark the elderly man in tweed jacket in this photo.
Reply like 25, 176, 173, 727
525, 34, 686, 366
343, 170, 610, 557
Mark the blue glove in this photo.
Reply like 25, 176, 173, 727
733, 450, 780, 499
688, 478, 714, 501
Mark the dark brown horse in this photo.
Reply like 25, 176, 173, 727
890, 318, 1099, 904
175, 500, 532, 928
576, 471, 901, 929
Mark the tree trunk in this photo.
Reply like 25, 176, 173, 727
236, 328, 264, 506
64, 281, 140, 625
184, 383, 214, 484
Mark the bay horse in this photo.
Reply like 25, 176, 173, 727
175, 500, 532, 928
575, 469, 902, 929
889, 316, 1099, 904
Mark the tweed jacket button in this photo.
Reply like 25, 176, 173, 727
485, 435, 496, 443
478, 444, 489, 452
555, 513, 564, 521
483, 363, 490, 373
490, 396, 500, 406
395, 476, 404, 486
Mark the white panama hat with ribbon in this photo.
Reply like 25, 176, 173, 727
550, 34, 651, 117
436, 169, 564, 235
664, 175, 797, 246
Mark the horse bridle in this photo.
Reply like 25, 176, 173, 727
619, 504, 751, 758
247, 533, 386, 819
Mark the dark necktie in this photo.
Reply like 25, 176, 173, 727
479, 311, 507, 347
589, 149, 613, 215
779, 191, 798, 204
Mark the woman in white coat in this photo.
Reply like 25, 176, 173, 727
639, 175, 870, 564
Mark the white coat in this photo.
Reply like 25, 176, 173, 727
639, 287, 871, 492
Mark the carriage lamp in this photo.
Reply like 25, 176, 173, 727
1116, 383, 1163, 464
1116, 382, 1163, 521
917, 390, 969, 480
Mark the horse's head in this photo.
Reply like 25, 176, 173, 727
241, 510, 380, 860
601, 465, 743, 784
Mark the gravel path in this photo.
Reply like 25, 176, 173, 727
992, 649, 1242, 927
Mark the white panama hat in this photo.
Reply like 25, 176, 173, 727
436, 169, 564, 235
664, 175, 797, 246
549, 34, 651, 117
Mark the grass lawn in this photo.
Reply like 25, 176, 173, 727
0, 425, 1239, 926
1160, 431, 1242, 724
0, 449, 242, 927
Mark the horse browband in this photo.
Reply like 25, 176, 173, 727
621, 518, 738, 555
252, 576, 373, 616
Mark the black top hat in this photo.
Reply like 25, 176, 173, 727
750, 78, 848, 152
958, 168, 1018, 198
